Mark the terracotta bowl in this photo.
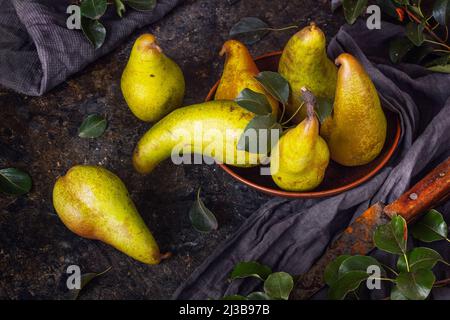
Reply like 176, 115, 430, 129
206, 52, 401, 198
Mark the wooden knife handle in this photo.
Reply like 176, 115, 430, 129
384, 157, 450, 222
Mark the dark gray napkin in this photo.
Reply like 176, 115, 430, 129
0, 0, 182, 96
174, 20, 450, 300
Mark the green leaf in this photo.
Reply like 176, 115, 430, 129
247, 291, 271, 300
126, 0, 157, 11
405, 22, 424, 46
433, 0, 450, 26
78, 114, 107, 138
425, 54, 450, 67
229, 17, 270, 45
324, 255, 351, 287
236, 88, 273, 115
390, 284, 409, 300
389, 37, 414, 63
69, 267, 111, 300
114, 0, 126, 17
411, 209, 448, 242
327, 271, 369, 300
338, 255, 384, 276
189, 188, 218, 233
373, 215, 408, 255
81, 18, 106, 50
80, 0, 107, 20
0, 168, 32, 195
428, 64, 450, 73
237, 114, 281, 154
396, 269, 435, 300
230, 261, 272, 281
222, 295, 248, 300
397, 247, 443, 272
254, 71, 289, 104
343, 0, 368, 25
315, 97, 333, 123
263, 272, 294, 300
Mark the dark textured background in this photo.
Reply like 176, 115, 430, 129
0, 0, 344, 299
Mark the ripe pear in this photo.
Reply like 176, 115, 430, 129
321, 53, 387, 166
270, 88, 329, 191
215, 40, 278, 118
133, 100, 261, 174
278, 23, 337, 122
53, 165, 166, 264
121, 34, 185, 122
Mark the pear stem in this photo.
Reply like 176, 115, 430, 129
280, 102, 304, 125
300, 87, 316, 119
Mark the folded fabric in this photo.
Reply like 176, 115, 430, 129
174, 20, 450, 300
0, 0, 182, 96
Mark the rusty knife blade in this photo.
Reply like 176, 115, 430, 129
291, 157, 450, 300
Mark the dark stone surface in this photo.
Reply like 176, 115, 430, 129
0, 0, 344, 299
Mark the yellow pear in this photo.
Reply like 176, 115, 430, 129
278, 23, 337, 122
215, 40, 278, 118
133, 100, 261, 174
270, 88, 329, 191
321, 53, 387, 166
53, 165, 166, 264
121, 34, 185, 122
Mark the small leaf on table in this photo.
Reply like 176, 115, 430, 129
390, 284, 409, 300
428, 64, 450, 73
81, 18, 107, 50
324, 255, 351, 287
338, 255, 384, 277
327, 270, 369, 300
397, 247, 443, 273
80, 0, 107, 20
126, 0, 157, 11
78, 114, 107, 138
230, 261, 272, 281
411, 209, 448, 242
263, 272, 294, 300
405, 22, 424, 46
374, 215, 408, 255
395, 269, 435, 300
247, 291, 271, 300
69, 266, 111, 300
254, 71, 290, 104
229, 17, 270, 45
189, 188, 218, 233
222, 295, 248, 300
342, 0, 368, 25
0, 168, 32, 195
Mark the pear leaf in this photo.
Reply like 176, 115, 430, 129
81, 18, 106, 50
342, 0, 368, 25
236, 88, 273, 115
390, 284, 409, 300
114, 0, 126, 17
189, 188, 218, 233
247, 292, 271, 300
230, 261, 272, 281
0, 168, 32, 195
324, 255, 351, 287
338, 255, 384, 277
406, 22, 424, 46
397, 247, 443, 273
396, 269, 435, 300
428, 64, 450, 73
263, 272, 294, 300
78, 114, 107, 138
315, 97, 333, 123
373, 215, 408, 255
433, 0, 450, 26
411, 209, 448, 242
69, 267, 111, 300
389, 37, 414, 63
237, 114, 281, 154
80, 0, 107, 20
229, 17, 270, 45
327, 270, 369, 300
254, 71, 289, 105
126, 0, 157, 11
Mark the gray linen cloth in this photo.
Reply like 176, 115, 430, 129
0, 0, 182, 96
174, 20, 450, 300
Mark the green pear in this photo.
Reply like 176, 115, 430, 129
270, 88, 330, 191
278, 23, 337, 122
321, 53, 387, 166
132, 100, 261, 174
121, 34, 185, 122
53, 165, 167, 264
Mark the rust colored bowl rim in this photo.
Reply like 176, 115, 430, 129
206, 51, 401, 198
